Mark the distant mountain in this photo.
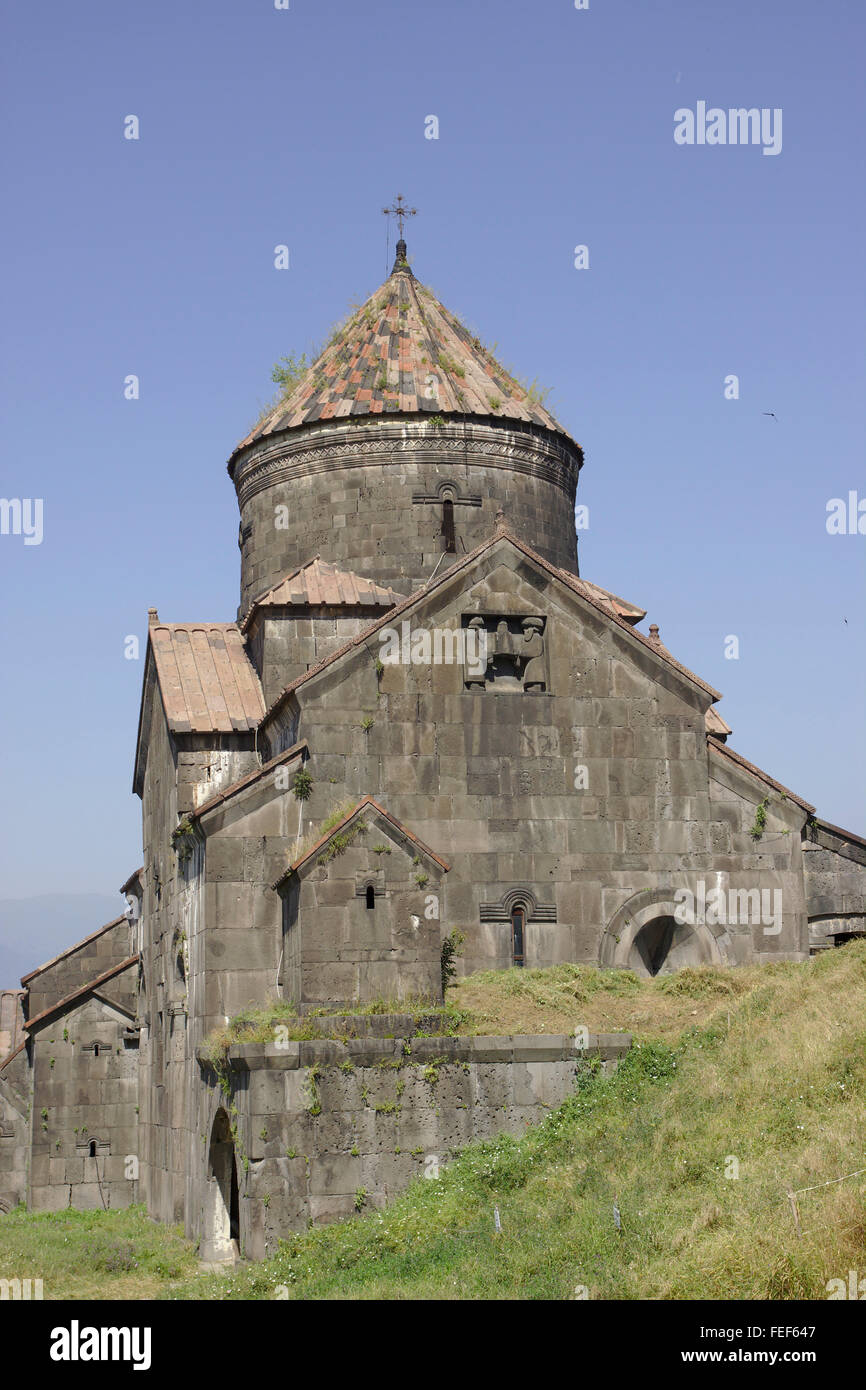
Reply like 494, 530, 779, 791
0, 894, 123, 992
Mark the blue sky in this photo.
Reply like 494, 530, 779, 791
1, 0, 863, 918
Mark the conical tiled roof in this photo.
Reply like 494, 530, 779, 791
232, 242, 577, 459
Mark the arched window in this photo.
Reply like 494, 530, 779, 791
511, 904, 526, 968
88, 1140, 97, 1158
441, 499, 456, 553
365, 884, 376, 910
92, 1043, 100, 1058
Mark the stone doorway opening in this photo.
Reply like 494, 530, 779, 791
628, 915, 705, 977
202, 1108, 240, 1264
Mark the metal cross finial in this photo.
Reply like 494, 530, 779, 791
382, 194, 417, 240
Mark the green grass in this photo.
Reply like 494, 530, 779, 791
176, 943, 866, 1299
203, 995, 474, 1064
0, 1205, 197, 1300
3, 945, 864, 1300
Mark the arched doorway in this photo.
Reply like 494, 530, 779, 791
202, 1109, 240, 1263
630, 916, 685, 976
600, 891, 730, 977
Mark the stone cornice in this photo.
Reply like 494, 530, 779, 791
231, 417, 582, 509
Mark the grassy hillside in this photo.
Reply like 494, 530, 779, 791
0, 1205, 197, 1299
168, 944, 865, 1300
2, 945, 864, 1300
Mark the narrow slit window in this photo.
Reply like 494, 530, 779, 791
442, 499, 456, 553
511, 905, 526, 968
366, 885, 375, 910
88, 1140, 97, 1158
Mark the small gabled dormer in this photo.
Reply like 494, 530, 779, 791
239, 557, 400, 708
272, 796, 449, 1011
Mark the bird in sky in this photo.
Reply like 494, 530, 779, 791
763, 412, 779, 421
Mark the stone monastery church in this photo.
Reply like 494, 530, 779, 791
2, 236, 864, 1258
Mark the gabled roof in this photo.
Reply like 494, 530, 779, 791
24, 956, 139, 1032
561, 573, 646, 625
260, 527, 723, 730
20, 916, 128, 986
708, 740, 815, 813
149, 620, 265, 734
229, 245, 580, 466
240, 558, 400, 633
705, 705, 732, 738
271, 795, 450, 890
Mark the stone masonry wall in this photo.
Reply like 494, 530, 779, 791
0, 1045, 30, 1212
247, 611, 387, 709
281, 835, 443, 1010
24, 919, 135, 1022
802, 825, 866, 948
260, 543, 808, 973
138, 694, 188, 1225
196, 1030, 629, 1262
28, 993, 139, 1212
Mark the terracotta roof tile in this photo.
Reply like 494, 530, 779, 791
240, 558, 400, 631
705, 706, 732, 737
560, 572, 646, 624
150, 623, 265, 734
230, 252, 579, 465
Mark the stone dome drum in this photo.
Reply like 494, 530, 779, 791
228, 242, 585, 612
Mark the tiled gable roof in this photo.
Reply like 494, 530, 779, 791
240, 558, 400, 632
149, 622, 265, 734
230, 249, 578, 461
705, 705, 732, 738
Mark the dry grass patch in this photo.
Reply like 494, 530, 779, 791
452, 960, 762, 1040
